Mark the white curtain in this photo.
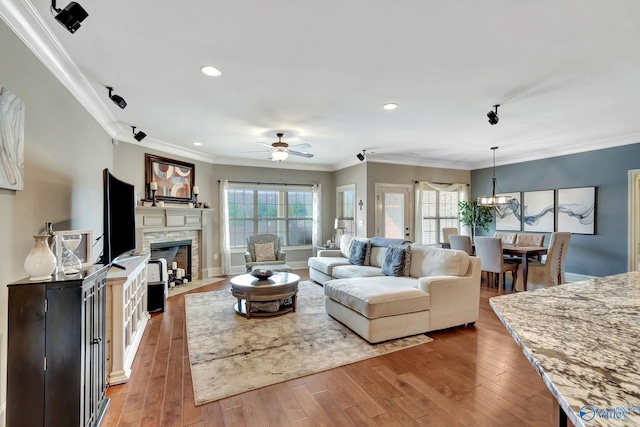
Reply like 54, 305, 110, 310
414, 181, 424, 244
219, 179, 231, 275
312, 184, 321, 248
413, 181, 470, 243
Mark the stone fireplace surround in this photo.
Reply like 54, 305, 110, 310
135, 206, 215, 280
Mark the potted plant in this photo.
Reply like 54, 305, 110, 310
458, 200, 493, 242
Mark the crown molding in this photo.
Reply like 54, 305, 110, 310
0, 0, 122, 137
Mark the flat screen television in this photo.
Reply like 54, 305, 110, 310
99, 168, 136, 268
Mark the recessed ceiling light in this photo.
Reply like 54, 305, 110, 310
192, 141, 203, 146
200, 66, 222, 77
383, 103, 398, 110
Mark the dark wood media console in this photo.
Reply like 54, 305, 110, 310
6, 265, 110, 427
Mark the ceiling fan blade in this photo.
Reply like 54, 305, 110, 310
257, 142, 274, 148
242, 149, 271, 154
288, 143, 311, 150
289, 150, 314, 158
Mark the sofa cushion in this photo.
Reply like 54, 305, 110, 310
369, 246, 387, 268
307, 256, 351, 275
340, 235, 354, 258
332, 265, 385, 279
349, 240, 370, 266
324, 277, 428, 319
408, 244, 470, 278
381, 245, 408, 277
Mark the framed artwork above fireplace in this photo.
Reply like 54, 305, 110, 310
145, 153, 195, 203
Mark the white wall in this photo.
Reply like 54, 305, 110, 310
0, 20, 112, 424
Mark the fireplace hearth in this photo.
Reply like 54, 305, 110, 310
151, 240, 192, 281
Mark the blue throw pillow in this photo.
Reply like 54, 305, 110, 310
349, 240, 369, 266
382, 245, 408, 277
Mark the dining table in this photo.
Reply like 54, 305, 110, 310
441, 242, 547, 291
502, 244, 548, 291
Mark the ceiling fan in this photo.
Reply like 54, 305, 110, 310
245, 133, 314, 162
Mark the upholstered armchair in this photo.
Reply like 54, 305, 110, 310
244, 234, 286, 272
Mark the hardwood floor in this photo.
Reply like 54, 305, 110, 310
103, 270, 558, 427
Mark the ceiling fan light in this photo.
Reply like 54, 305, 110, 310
200, 66, 222, 77
272, 150, 289, 162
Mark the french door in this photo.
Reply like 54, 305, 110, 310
375, 184, 412, 240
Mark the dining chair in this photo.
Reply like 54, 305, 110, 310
515, 233, 545, 246
515, 232, 571, 291
474, 236, 518, 293
442, 227, 459, 244
494, 232, 517, 245
515, 233, 546, 261
448, 234, 473, 255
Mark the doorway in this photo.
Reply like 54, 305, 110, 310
628, 169, 640, 271
375, 184, 412, 240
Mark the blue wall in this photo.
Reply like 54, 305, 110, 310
471, 143, 640, 277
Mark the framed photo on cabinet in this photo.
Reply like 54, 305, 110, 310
53, 229, 93, 269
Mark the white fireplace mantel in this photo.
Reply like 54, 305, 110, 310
135, 206, 216, 279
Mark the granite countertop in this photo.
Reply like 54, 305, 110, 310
490, 272, 640, 427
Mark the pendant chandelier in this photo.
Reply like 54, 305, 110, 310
478, 146, 512, 206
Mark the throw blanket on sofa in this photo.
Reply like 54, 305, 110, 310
369, 237, 412, 247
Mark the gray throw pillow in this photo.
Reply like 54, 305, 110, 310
382, 245, 407, 277
402, 244, 412, 276
349, 240, 369, 266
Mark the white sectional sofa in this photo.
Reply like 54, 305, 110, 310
307, 236, 481, 343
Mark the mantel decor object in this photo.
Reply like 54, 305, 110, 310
24, 235, 57, 280
145, 153, 195, 204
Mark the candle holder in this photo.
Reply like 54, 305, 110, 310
151, 188, 157, 207
192, 185, 200, 208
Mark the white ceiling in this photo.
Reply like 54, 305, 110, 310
3, 0, 640, 171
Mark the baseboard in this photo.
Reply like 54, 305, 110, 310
201, 267, 221, 278
566, 272, 596, 282
0, 401, 6, 427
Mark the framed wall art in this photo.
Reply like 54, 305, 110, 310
523, 190, 555, 232
54, 229, 93, 269
145, 153, 195, 203
0, 87, 25, 190
557, 186, 596, 234
495, 192, 522, 231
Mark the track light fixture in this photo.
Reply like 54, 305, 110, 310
131, 126, 146, 142
107, 87, 127, 109
356, 150, 366, 162
51, 1, 88, 34
487, 104, 500, 125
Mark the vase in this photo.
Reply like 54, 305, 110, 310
24, 235, 57, 281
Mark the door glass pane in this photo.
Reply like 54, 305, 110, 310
383, 193, 404, 238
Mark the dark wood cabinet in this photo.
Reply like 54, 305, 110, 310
7, 265, 110, 427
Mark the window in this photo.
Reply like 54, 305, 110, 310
227, 185, 313, 248
336, 184, 356, 236
420, 189, 461, 245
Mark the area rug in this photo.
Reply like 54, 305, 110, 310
184, 281, 432, 405
167, 277, 226, 297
